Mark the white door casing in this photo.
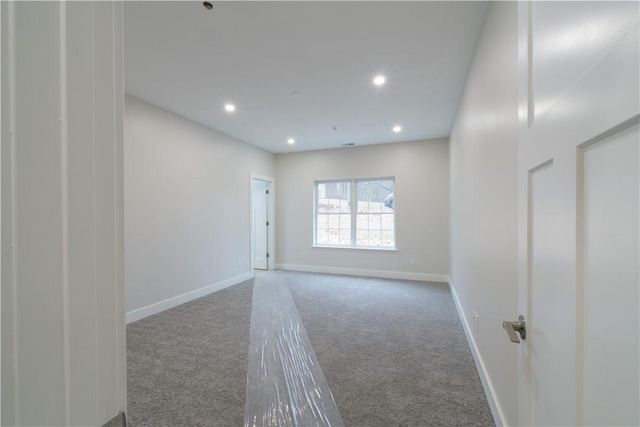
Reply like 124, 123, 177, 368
1, 2, 126, 425
252, 179, 269, 270
250, 174, 274, 271
517, 2, 639, 426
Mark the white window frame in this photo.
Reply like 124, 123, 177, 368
313, 177, 396, 250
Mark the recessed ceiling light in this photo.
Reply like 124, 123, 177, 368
373, 75, 386, 86
287, 138, 295, 145
224, 104, 236, 112
393, 125, 402, 133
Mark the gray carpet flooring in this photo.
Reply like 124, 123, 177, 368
282, 271, 493, 426
127, 271, 494, 426
127, 280, 253, 426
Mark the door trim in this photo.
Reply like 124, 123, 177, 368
250, 173, 275, 274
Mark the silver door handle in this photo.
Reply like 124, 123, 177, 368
503, 315, 526, 343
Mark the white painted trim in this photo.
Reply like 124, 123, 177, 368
275, 263, 448, 283
447, 276, 506, 427
250, 173, 276, 271
126, 272, 252, 324
249, 173, 274, 183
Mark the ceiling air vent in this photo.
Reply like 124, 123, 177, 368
341, 143, 356, 147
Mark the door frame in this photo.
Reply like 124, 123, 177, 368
250, 173, 275, 273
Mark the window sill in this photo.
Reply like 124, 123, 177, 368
312, 245, 397, 252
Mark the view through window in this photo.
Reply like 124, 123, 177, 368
315, 178, 395, 248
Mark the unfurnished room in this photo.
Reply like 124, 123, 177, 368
1, 1, 639, 426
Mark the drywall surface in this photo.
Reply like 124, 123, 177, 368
124, 95, 275, 318
449, 2, 518, 425
275, 139, 449, 280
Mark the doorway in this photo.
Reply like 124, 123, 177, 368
251, 174, 275, 272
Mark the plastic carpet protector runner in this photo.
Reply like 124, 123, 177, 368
244, 271, 344, 427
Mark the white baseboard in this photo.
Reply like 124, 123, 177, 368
126, 272, 253, 324
447, 276, 506, 426
275, 263, 449, 283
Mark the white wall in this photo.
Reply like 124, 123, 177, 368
124, 95, 276, 322
275, 139, 449, 281
448, 2, 518, 426
2, 2, 126, 425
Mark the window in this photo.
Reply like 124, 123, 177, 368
314, 178, 395, 249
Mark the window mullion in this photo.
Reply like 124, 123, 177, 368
314, 182, 318, 244
351, 180, 357, 246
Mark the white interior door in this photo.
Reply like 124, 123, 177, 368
252, 179, 269, 270
515, 2, 639, 426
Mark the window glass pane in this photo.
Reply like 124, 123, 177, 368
339, 214, 351, 230
354, 179, 394, 247
381, 230, 394, 246
326, 229, 340, 245
317, 181, 350, 213
381, 214, 394, 230
327, 214, 339, 229
315, 178, 393, 248
317, 214, 328, 229
356, 214, 368, 229
356, 230, 369, 246
356, 180, 393, 205
317, 198, 332, 214
368, 214, 381, 230
369, 230, 381, 246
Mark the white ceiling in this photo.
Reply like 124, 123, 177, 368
124, 1, 489, 154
